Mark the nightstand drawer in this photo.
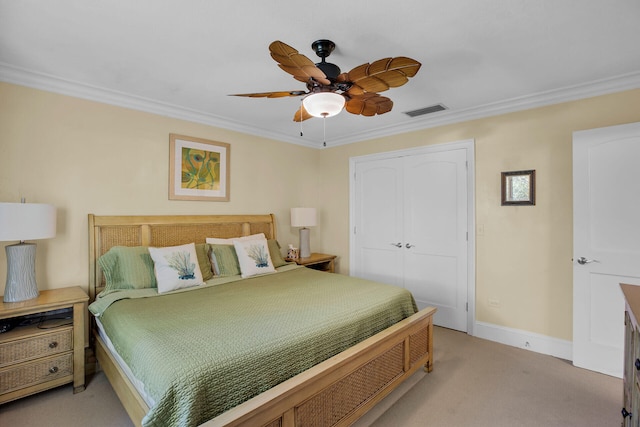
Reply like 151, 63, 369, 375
0, 352, 73, 394
0, 328, 73, 367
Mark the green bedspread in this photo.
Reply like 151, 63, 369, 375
90, 266, 417, 427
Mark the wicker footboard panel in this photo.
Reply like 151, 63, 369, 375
204, 306, 436, 427
295, 342, 404, 426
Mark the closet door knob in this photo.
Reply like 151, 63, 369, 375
390, 243, 402, 248
405, 243, 415, 249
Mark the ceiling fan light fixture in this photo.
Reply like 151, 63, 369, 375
303, 92, 345, 118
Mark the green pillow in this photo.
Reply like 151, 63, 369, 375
267, 239, 288, 268
99, 246, 156, 291
210, 245, 241, 277
98, 249, 127, 293
196, 243, 214, 281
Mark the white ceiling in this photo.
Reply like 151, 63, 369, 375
1, 0, 639, 148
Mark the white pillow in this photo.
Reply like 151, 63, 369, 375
206, 233, 265, 245
233, 238, 276, 278
148, 243, 204, 293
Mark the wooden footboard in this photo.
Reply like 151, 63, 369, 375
202, 306, 436, 427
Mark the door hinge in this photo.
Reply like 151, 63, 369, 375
466, 302, 469, 312
353, 226, 356, 234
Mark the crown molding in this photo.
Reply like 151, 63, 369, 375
2, 62, 639, 149
0, 62, 315, 148
327, 72, 640, 147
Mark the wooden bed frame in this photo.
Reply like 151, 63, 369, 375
88, 213, 436, 427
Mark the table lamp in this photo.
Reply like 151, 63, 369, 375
0, 200, 56, 302
290, 207, 316, 259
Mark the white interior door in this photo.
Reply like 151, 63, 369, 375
573, 122, 640, 378
351, 141, 474, 333
403, 149, 468, 331
353, 157, 404, 287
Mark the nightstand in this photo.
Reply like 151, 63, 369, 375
286, 253, 337, 273
0, 286, 88, 404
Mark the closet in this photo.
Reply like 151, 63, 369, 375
350, 140, 474, 332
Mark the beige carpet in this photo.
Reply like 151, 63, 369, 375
0, 327, 622, 427
355, 327, 621, 426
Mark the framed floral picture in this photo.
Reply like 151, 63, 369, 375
169, 134, 230, 201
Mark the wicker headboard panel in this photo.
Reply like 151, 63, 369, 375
88, 214, 276, 301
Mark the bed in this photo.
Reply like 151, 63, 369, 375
88, 213, 436, 427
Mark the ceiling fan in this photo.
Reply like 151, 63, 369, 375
231, 40, 422, 123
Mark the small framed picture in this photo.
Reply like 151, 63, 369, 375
169, 134, 230, 201
501, 170, 535, 206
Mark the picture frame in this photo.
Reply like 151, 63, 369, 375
169, 134, 230, 201
501, 170, 535, 206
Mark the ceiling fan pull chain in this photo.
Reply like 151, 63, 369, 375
300, 100, 304, 136
323, 115, 327, 147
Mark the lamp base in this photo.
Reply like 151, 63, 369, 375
299, 228, 311, 258
4, 242, 40, 303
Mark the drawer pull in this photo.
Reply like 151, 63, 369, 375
49, 366, 59, 374
49, 341, 58, 349
636, 359, 640, 371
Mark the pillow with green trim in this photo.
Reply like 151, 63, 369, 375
98, 246, 156, 292
209, 244, 241, 277
195, 243, 214, 281
267, 239, 288, 268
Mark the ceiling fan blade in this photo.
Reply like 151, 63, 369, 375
230, 90, 307, 98
345, 85, 365, 97
292, 104, 313, 122
345, 57, 421, 93
277, 64, 329, 84
269, 41, 331, 86
345, 93, 393, 117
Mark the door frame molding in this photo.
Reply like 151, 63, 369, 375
349, 139, 476, 335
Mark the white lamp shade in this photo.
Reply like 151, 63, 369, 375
302, 92, 345, 118
0, 202, 56, 241
290, 208, 317, 228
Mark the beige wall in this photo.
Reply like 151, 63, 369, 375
2, 81, 640, 342
0, 82, 320, 296
317, 89, 640, 341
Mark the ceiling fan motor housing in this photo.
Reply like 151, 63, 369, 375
315, 61, 341, 80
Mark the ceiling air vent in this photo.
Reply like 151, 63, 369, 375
403, 104, 447, 118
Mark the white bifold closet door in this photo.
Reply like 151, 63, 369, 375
353, 145, 470, 332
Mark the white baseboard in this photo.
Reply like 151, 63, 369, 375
473, 321, 573, 361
